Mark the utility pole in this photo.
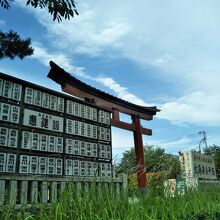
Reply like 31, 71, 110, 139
198, 131, 208, 153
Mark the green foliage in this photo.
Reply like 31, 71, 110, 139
0, 30, 34, 59
0, 184, 220, 220
118, 145, 180, 178
0, 0, 10, 9
25, 0, 79, 22
0, 0, 78, 60
0, 0, 78, 23
117, 147, 136, 174
128, 172, 167, 196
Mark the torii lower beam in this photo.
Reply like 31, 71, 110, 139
47, 61, 160, 189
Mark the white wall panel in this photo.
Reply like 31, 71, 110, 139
80, 122, 86, 137
48, 136, 56, 152
8, 129, 18, 148
0, 103, 10, 121
66, 119, 74, 134
29, 156, 38, 174
42, 92, 50, 109
65, 159, 73, 175
98, 110, 105, 124
2, 80, 13, 99
0, 153, 6, 172
106, 145, 111, 159
40, 134, 48, 151
23, 109, 63, 132
0, 127, 8, 147
24, 87, 34, 104
87, 161, 92, 176
73, 160, 79, 176
100, 163, 106, 177
99, 127, 105, 141
73, 102, 80, 117
86, 106, 92, 120
21, 131, 32, 149
92, 108, 97, 121
10, 105, 20, 124
86, 124, 92, 138
47, 158, 55, 175
80, 161, 87, 176
19, 155, 29, 174
73, 140, 80, 155
80, 141, 86, 156
56, 158, 63, 175
66, 139, 73, 155
86, 142, 92, 157
6, 154, 16, 173
56, 137, 63, 153
73, 121, 80, 136
92, 162, 98, 176
66, 100, 74, 115
57, 97, 64, 112
92, 143, 98, 157
33, 90, 42, 106
106, 129, 111, 142
92, 125, 97, 139
50, 95, 57, 111
99, 144, 106, 158
105, 112, 111, 125
31, 133, 40, 150
39, 157, 47, 174
12, 83, 22, 101
80, 104, 85, 118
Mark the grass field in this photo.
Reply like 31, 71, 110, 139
0, 184, 220, 220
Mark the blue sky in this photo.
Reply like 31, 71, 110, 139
1, 0, 220, 161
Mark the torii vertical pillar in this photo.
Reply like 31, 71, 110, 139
132, 115, 147, 189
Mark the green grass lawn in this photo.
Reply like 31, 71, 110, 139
1, 185, 220, 220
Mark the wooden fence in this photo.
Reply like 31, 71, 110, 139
0, 174, 127, 208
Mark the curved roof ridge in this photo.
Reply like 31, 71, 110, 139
48, 61, 160, 115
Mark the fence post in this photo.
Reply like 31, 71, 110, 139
0, 180, 6, 206
119, 173, 128, 191
21, 181, 28, 205
9, 180, 17, 206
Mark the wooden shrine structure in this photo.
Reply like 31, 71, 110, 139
48, 61, 160, 189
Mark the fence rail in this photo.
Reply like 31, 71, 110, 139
0, 174, 127, 208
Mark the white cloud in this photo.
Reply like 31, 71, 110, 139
154, 54, 175, 66
158, 91, 220, 126
31, 43, 90, 78
30, 44, 153, 106
0, 20, 5, 27
15, 0, 220, 127
95, 76, 153, 106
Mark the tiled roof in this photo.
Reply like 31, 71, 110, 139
48, 61, 160, 115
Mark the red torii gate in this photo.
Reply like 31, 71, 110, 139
48, 61, 160, 189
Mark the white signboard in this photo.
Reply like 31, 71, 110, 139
23, 109, 63, 132
179, 151, 217, 180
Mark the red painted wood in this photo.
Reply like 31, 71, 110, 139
111, 119, 135, 131
112, 108, 120, 121
132, 115, 147, 188
141, 127, 152, 136
62, 83, 154, 120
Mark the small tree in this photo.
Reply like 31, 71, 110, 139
0, 30, 34, 59
118, 145, 180, 178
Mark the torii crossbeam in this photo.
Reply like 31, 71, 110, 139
48, 61, 160, 189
